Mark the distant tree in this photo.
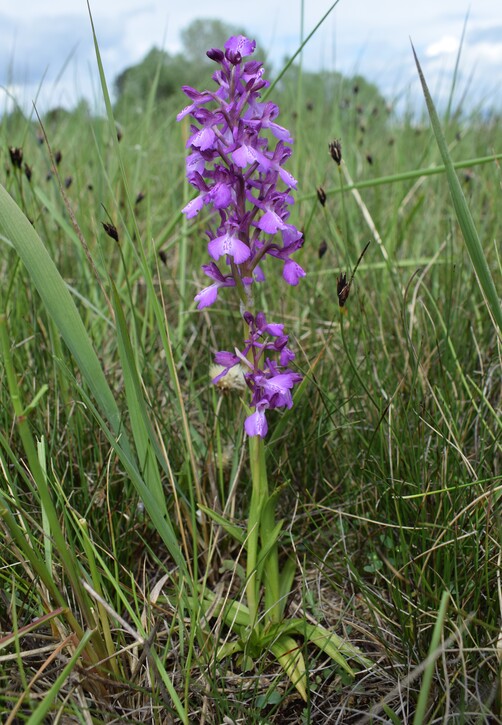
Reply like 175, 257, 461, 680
180, 19, 248, 64
113, 19, 254, 118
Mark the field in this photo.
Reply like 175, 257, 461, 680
0, 27, 501, 724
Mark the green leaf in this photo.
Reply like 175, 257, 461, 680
383, 703, 403, 725
264, 619, 372, 674
304, 622, 370, 673
215, 640, 243, 660
198, 504, 245, 544
20, 385, 48, 416
193, 591, 251, 629
269, 634, 307, 701
278, 558, 296, 619
257, 519, 284, 567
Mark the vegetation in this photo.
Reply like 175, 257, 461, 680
0, 17, 500, 724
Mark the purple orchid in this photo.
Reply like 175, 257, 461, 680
178, 36, 304, 435
211, 311, 302, 437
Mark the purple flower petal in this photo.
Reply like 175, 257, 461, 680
209, 182, 232, 209
245, 407, 268, 437
278, 166, 297, 188
262, 322, 284, 336
189, 127, 216, 151
257, 210, 286, 234
182, 196, 204, 218
195, 284, 219, 309
283, 259, 306, 285
208, 233, 251, 263
177, 104, 194, 121
214, 351, 240, 367
225, 36, 256, 59
232, 144, 257, 168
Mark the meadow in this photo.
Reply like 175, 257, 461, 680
0, 25, 501, 724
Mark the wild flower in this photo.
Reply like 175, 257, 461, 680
177, 34, 304, 436
175, 35, 370, 699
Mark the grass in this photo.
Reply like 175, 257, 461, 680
0, 25, 501, 724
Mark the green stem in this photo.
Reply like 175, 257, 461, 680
259, 463, 281, 623
246, 434, 282, 627
245, 434, 264, 627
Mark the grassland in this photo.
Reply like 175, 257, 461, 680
0, 39, 500, 723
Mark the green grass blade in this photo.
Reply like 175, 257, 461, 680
0, 184, 125, 441
25, 630, 96, 724
413, 590, 450, 725
412, 44, 502, 332
110, 281, 167, 514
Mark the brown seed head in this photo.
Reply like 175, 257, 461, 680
102, 222, 119, 242
316, 187, 327, 206
329, 139, 342, 165
9, 146, 23, 169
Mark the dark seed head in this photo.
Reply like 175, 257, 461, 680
316, 187, 327, 206
54, 150, 62, 165
318, 240, 328, 259
9, 146, 23, 169
329, 139, 342, 165
64, 176, 72, 189
102, 221, 119, 242
337, 272, 350, 307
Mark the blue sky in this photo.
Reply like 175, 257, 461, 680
1, 0, 501, 115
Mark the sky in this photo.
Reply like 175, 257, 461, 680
1, 0, 501, 116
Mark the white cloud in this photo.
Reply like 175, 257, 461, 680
425, 35, 460, 57
474, 41, 502, 62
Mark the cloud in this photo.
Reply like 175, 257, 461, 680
468, 25, 502, 44
425, 35, 460, 57
0, 13, 92, 84
468, 37, 502, 63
